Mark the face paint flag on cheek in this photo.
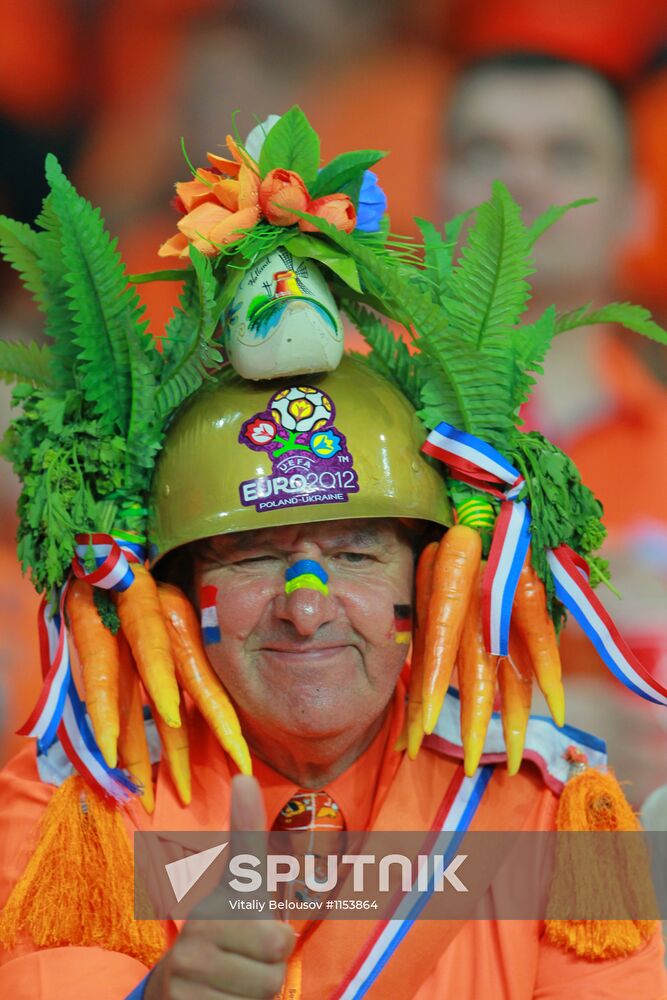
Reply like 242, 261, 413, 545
394, 604, 413, 644
199, 585, 222, 644
284, 559, 329, 596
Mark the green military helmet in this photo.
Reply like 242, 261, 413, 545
148, 356, 451, 564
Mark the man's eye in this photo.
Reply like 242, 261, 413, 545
548, 139, 593, 172
234, 555, 280, 566
336, 551, 373, 564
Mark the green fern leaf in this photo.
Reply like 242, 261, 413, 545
0, 341, 56, 388
415, 211, 470, 302
128, 268, 188, 284
511, 306, 557, 413
27, 197, 79, 388
0, 217, 45, 304
156, 247, 224, 419
341, 301, 423, 408
124, 334, 160, 493
556, 301, 667, 344
526, 198, 596, 246
286, 209, 516, 447
45, 155, 149, 434
160, 270, 199, 373
443, 181, 533, 350
416, 340, 517, 446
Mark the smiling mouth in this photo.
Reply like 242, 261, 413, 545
260, 643, 352, 655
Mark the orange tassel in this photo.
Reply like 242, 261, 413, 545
545, 767, 658, 959
0, 775, 166, 965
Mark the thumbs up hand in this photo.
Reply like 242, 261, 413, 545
145, 775, 295, 999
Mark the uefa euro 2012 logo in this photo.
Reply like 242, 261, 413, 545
238, 385, 359, 512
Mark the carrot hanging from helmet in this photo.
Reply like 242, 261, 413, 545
421, 524, 482, 734
499, 632, 533, 777
66, 579, 121, 769
158, 582, 252, 776
512, 549, 565, 728
150, 693, 192, 807
457, 564, 499, 776
114, 564, 182, 730
66, 540, 253, 802
396, 541, 438, 758
117, 633, 155, 814
412, 492, 567, 773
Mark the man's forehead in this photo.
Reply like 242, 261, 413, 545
206, 519, 400, 553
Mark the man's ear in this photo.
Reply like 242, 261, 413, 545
152, 543, 199, 607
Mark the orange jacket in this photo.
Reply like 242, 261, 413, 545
0, 692, 665, 999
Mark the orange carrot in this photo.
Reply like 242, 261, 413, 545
422, 526, 482, 734
512, 551, 565, 727
115, 564, 181, 729
117, 633, 154, 814
157, 583, 252, 776
458, 566, 499, 776
66, 579, 120, 769
151, 694, 191, 807
403, 542, 438, 759
499, 632, 533, 776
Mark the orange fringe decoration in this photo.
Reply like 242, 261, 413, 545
545, 767, 658, 960
0, 775, 166, 965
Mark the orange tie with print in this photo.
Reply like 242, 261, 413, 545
272, 790, 346, 1000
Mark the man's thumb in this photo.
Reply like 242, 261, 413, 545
231, 774, 268, 833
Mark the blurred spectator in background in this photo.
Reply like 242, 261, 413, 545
439, 0, 667, 804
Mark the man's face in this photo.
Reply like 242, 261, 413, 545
442, 67, 633, 303
196, 518, 414, 747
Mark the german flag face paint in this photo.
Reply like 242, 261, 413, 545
393, 604, 413, 644
284, 559, 329, 596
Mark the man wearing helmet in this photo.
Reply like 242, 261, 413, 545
1, 112, 667, 999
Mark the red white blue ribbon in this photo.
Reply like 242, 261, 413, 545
20, 585, 136, 800
71, 531, 144, 591
423, 421, 667, 708
335, 764, 493, 999
547, 545, 667, 706
18, 585, 73, 749
423, 422, 530, 656
18, 531, 146, 800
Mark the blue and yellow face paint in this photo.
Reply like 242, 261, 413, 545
393, 604, 413, 644
284, 559, 329, 596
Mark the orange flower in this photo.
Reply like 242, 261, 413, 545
159, 131, 359, 258
258, 168, 309, 227
159, 136, 260, 258
299, 193, 356, 234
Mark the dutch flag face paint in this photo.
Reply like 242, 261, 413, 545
393, 603, 413, 644
284, 559, 329, 596
200, 585, 222, 644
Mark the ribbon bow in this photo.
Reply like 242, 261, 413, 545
423, 422, 667, 708
18, 531, 146, 801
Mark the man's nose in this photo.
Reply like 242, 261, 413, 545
274, 559, 336, 636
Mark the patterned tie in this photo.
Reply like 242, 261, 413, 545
273, 789, 346, 834
272, 790, 346, 1000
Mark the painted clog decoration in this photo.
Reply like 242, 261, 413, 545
223, 247, 344, 380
